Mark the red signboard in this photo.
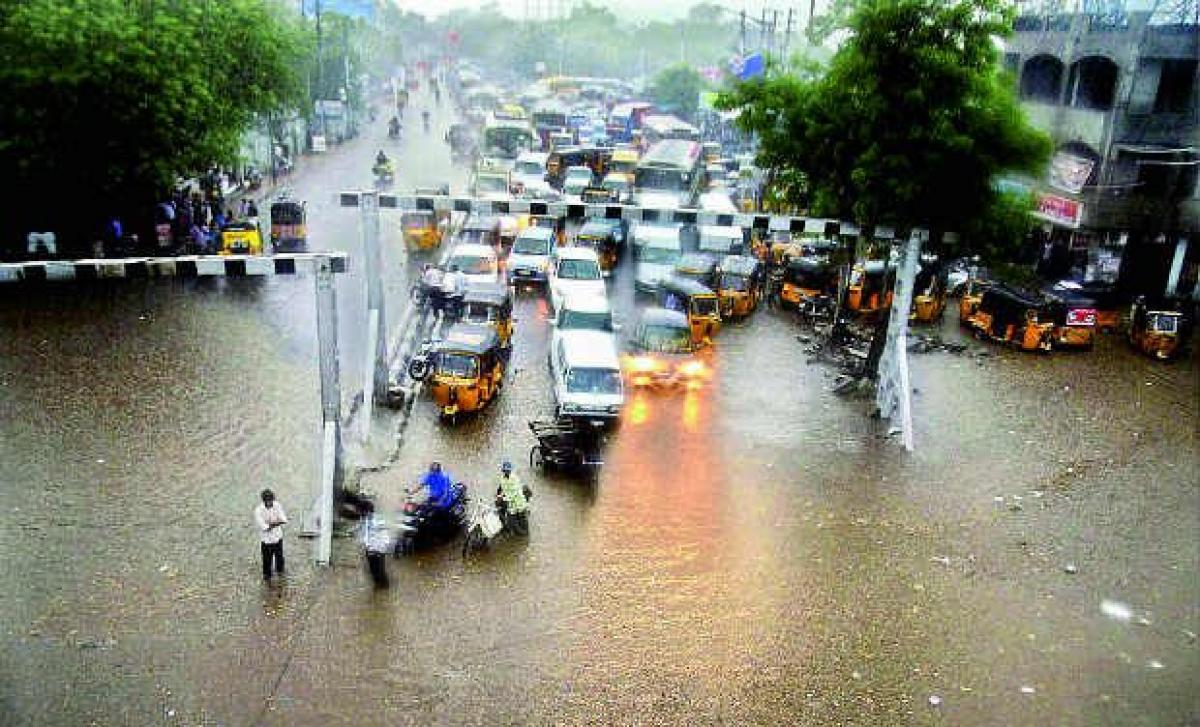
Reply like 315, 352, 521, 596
1033, 192, 1082, 229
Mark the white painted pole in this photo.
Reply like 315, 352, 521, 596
359, 191, 390, 402
313, 257, 343, 563
1165, 236, 1188, 297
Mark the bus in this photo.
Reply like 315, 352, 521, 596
481, 114, 535, 169
633, 139, 704, 209
641, 114, 701, 146
607, 102, 654, 143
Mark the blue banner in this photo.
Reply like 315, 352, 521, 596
729, 53, 765, 80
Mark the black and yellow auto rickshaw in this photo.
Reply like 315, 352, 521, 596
1051, 280, 1121, 332
717, 254, 764, 319
423, 324, 504, 423
460, 283, 514, 350
1128, 297, 1185, 360
847, 260, 895, 317
218, 221, 265, 255
910, 261, 947, 324
269, 198, 307, 252
575, 220, 620, 274
779, 256, 837, 308
674, 252, 720, 290
657, 276, 722, 345
401, 210, 444, 251
1041, 285, 1098, 350
962, 284, 1054, 352
958, 277, 991, 321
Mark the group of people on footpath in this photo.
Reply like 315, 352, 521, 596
149, 189, 259, 256
254, 460, 531, 590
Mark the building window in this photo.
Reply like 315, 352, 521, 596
1067, 56, 1119, 110
1021, 54, 1065, 103
1154, 59, 1197, 113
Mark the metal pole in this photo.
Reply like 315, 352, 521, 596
359, 190, 389, 401
876, 231, 921, 452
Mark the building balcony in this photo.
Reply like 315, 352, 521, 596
1021, 101, 1110, 150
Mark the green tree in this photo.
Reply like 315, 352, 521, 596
720, 0, 1049, 261
0, 0, 311, 255
649, 64, 705, 121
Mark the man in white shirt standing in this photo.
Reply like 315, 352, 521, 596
254, 489, 287, 581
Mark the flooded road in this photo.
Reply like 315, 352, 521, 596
2, 89, 1198, 724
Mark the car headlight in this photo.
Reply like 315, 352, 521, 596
627, 356, 662, 373
678, 360, 706, 377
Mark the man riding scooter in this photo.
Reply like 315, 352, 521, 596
388, 115, 401, 140
495, 460, 531, 536
394, 461, 465, 555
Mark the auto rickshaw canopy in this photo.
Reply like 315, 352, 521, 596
270, 199, 305, 223
432, 323, 501, 357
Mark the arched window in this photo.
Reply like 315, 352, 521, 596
1020, 55, 1065, 103
1067, 56, 1119, 110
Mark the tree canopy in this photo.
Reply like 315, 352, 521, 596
720, 0, 1050, 260
0, 0, 311, 252
649, 64, 706, 120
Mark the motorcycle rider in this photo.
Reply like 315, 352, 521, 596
375, 149, 390, 169
422, 109, 431, 133
419, 461, 456, 513
388, 115, 401, 138
438, 264, 467, 319
494, 460, 530, 536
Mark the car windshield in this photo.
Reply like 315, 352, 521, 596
515, 161, 543, 175
436, 352, 478, 378
462, 302, 495, 324
477, 176, 507, 192
565, 181, 587, 194
720, 274, 750, 292
512, 235, 550, 255
451, 255, 497, 276
567, 170, 591, 181
1152, 314, 1179, 333
557, 259, 601, 280
566, 367, 622, 394
560, 310, 613, 331
637, 246, 679, 264
693, 296, 719, 316
604, 178, 628, 191
639, 324, 692, 353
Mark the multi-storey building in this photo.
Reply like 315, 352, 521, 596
1005, 1, 1198, 298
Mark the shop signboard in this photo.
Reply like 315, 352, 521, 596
1033, 192, 1082, 228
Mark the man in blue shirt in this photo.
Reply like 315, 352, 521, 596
419, 461, 455, 511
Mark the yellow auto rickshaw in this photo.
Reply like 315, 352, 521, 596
717, 254, 764, 319
658, 276, 722, 345
910, 262, 947, 324
958, 278, 990, 321
1129, 297, 1185, 360
847, 261, 895, 317
962, 284, 1054, 352
779, 256, 837, 308
401, 210, 444, 251
460, 283, 513, 349
218, 221, 265, 255
269, 198, 307, 252
423, 324, 504, 423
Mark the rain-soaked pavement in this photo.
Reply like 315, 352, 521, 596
1, 87, 1197, 725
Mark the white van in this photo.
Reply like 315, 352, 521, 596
550, 329, 625, 426
548, 246, 605, 313
632, 223, 684, 294
511, 151, 550, 194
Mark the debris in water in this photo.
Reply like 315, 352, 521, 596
158, 564, 170, 573
852, 671, 862, 680
993, 496, 1005, 504
1100, 600, 1133, 622
1136, 616, 1152, 627
96, 458, 105, 464
930, 556, 951, 566
1182, 629, 1197, 643
1020, 686, 1036, 695
1147, 660, 1164, 670
1063, 564, 1078, 574
928, 695, 942, 707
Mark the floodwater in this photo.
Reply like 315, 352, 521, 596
1, 87, 1197, 725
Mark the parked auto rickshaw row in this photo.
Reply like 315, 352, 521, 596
958, 277, 1189, 359
216, 195, 308, 256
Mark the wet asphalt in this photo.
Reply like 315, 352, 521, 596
0, 84, 1197, 725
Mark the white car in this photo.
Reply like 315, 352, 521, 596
511, 151, 551, 194
562, 165, 595, 198
506, 227, 555, 285
549, 329, 625, 426
548, 246, 606, 313
447, 243, 501, 287
550, 294, 616, 360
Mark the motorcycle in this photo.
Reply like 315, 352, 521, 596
373, 159, 395, 188
409, 279, 463, 321
394, 482, 467, 555
388, 118, 401, 140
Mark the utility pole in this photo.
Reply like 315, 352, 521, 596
740, 9, 747, 56
784, 8, 794, 58
770, 10, 779, 62
760, 8, 768, 52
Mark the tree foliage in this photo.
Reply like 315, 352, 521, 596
720, 0, 1050, 261
0, 0, 311, 251
649, 64, 705, 120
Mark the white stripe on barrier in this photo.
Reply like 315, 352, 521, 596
195, 257, 227, 276
0, 253, 350, 284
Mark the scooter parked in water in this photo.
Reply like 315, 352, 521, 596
462, 495, 529, 557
